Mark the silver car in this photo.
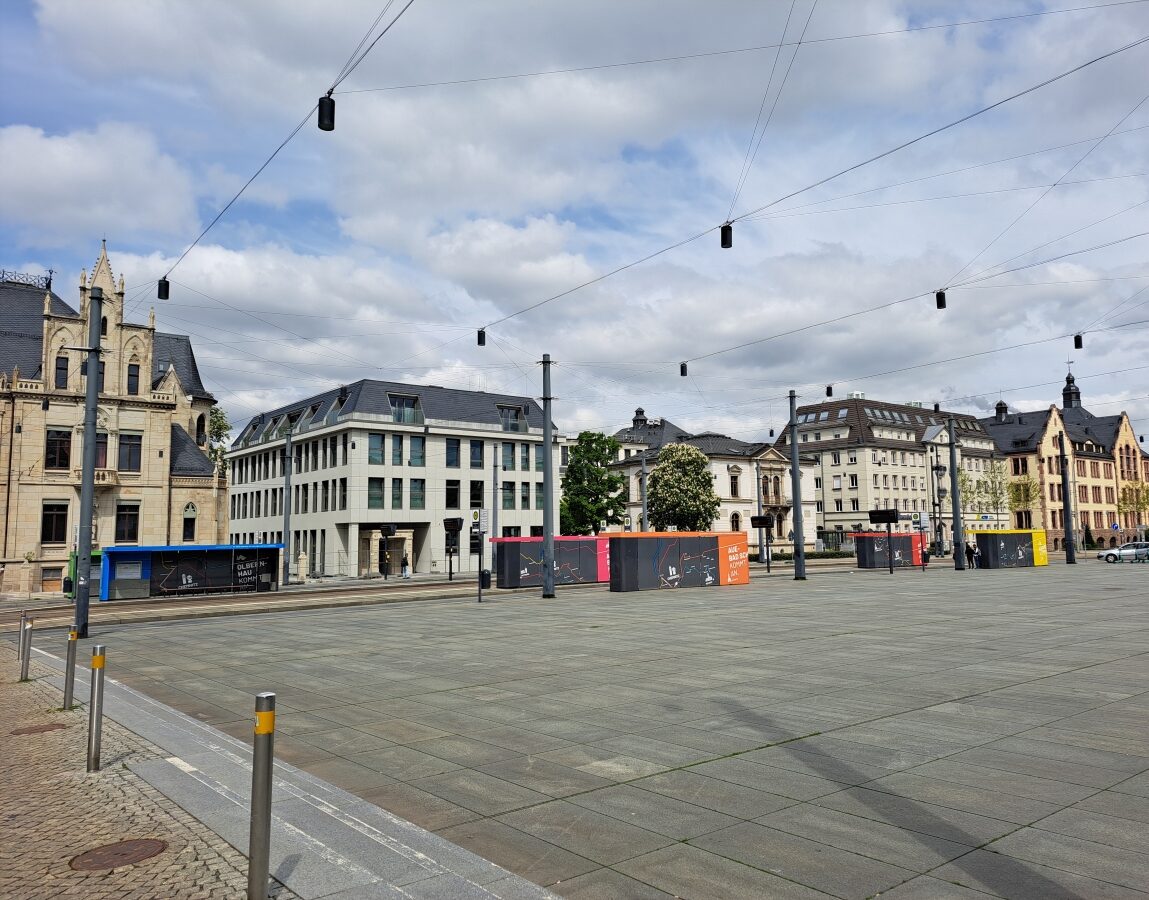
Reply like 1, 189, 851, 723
1097, 541, 1149, 563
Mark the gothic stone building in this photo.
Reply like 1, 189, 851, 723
0, 245, 226, 594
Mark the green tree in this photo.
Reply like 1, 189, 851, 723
1007, 474, 1040, 528
1118, 483, 1149, 539
982, 458, 1008, 520
647, 443, 721, 532
1082, 523, 1095, 550
559, 431, 626, 535
207, 406, 231, 472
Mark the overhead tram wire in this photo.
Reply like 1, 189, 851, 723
340, 0, 1149, 96
482, 32, 1149, 345
726, 0, 799, 225
730, 33, 1149, 227
158, 0, 418, 291
683, 228, 1149, 369
331, 1, 400, 87
941, 92, 1149, 291
742, 124, 1149, 221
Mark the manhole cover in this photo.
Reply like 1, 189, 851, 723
10, 723, 68, 735
70, 839, 168, 871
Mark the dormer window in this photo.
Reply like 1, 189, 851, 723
499, 405, 525, 433
389, 395, 421, 424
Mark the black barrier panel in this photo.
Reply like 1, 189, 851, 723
976, 532, 1034, 568
609, 535, 724, 592
150, 548, 280, 596
495, 539, 603, 588
855, 534, 917, 568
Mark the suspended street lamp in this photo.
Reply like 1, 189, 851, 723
680, 362, 688, 377
935, 290, 946, 310
477, 328, 486, 347
1074, 333, 1083, 350
826, 385, 833, 397
720, 222, 733, 249
318, 92, 335, 132
157, 277, 169, 300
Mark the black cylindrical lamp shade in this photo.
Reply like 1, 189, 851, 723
935, 290, 946, 309
318, 95, 335, 132
477, 328, 486, 346
826, 385, 833, 397
157, 277, 169, 300
680, 362, 688, 377
720, 223, 732, 249
1074, 333, 1083, 350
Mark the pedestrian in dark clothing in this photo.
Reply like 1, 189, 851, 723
401, 552, 410, 579
965, 542, 975, 569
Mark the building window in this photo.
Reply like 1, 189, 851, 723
730, 475, 740, 497
410, 435, 425, 466
41, 502, 68, 543
499, 406, 524, 432
446, 480, 461, 509
446, 438, 460, 468
410, 479, 426, 510
182, 502, 197, 542
55, 356, 68, 389
850, 499, 860, 511
1012, 457, 1029, 476
849, 474, 858, 488
848, 450, 857, 464
561, 445, 569, 467
368, 478, 385, 509
339, 478, 347, 510
322, 481, 330, 511
536, 445, 545, 471
391, 478, 403, 509
127, 363, 140, 396
45, 429, 71, 470
389, 395, 421, 424
521, 482, 530, 509
470, 480, 484, 508
470, 440, 484, 469
118, 434, 143, 472
502, 441, 516, 470
831, 452, 841, 465
536, 482, 545, 510
115, 504, 140, 543
502, 481, 515, 510
815, 477, 823, 490
369, 433, 385, 464
520, 444, 530, 471
391, 435, 403, 465
832, 476, 842, 490
731, 512, 742, 532
834, 499, 843, 512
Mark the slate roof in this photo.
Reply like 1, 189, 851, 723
979, 403, 1123, 459
0, 280, 74, 378
170, 424, 216, 475
977, 411, 1046, 454
609, 432, 767, 467
235, 379, 549, 444
613, 413, 691, 449
153, 333, 213, 401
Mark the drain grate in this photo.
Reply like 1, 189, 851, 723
11, 723, 68, 735
70, 839, 168, 871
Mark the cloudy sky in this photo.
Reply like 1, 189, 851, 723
3, 0, 1149, 445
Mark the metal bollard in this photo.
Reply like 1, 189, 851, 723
86, 644, 106, 772
248, 692, 276, 900
19, 618, 34, 681
63, 629, 79, 709
17, 610, 28, 664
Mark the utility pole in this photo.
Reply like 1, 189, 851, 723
640, 453, 649, 531
74, 286, 103, 638
281, 424, 294, 585
788, 390, 806, 580
755, 457, 765, 565
948, 416, 966, 570
491, 442, 499, 540
1058, 431, 1077, 564
541, 354, 555, 598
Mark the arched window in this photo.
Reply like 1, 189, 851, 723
776, 513, 785, 536
195, 414, 207, 446
182, 502, 197, 542
100, 316, 108, 336
730, 512, 741, 532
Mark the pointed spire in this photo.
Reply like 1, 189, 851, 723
80, 267, 87, 288
43, 291, 51, 315
148, 307, 156, 329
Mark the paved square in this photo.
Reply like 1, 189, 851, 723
77, 563, 1149, 898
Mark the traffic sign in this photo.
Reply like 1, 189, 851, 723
470, 509, 489, 532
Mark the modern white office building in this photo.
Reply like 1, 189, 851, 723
225, 380, 564, 578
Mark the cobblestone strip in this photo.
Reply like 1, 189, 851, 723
0, 645, 300, 899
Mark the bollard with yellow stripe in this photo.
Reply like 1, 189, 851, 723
249, 691, 276, 899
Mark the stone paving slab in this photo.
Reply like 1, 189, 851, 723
13, 561, 1149, 898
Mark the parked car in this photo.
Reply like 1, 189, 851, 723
1096, 542, 1149, 563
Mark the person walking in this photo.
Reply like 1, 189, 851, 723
964, 542, 975, 570
401, 552, 410, 579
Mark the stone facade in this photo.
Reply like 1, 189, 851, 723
0, 246, 226, 595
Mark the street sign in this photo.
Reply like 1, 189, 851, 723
869, 509, 900, 524
470, 509, 489, 532
1112, 523, 1120, 530
750, 515, 772, 529
443, 517, 464, 533
898, 512, 921, 523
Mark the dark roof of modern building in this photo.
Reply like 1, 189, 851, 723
170, 424, 216, 476
152, 332, 213, 400
0, 279, 73, 378
776, 396, 988, 452
234, 379, 550, 445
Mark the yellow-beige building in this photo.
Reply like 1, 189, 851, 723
0, 245, 226, 594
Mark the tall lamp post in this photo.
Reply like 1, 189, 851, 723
541, 354, 555, 599
73, 286, 103, 638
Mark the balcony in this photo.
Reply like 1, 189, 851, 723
73, 468, 119, 489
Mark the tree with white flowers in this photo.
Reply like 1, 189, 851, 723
647, 443, 721, 532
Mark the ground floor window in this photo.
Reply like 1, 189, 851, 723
41, 502, 69, 543
115, 503, 140, 543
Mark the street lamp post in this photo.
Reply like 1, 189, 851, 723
74, 285, 103, 639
